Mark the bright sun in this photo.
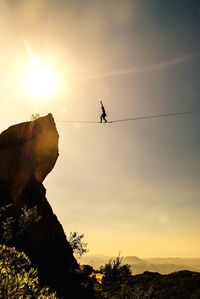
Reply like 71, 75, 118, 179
24, 63, 59, 99
23, 47, 60, 100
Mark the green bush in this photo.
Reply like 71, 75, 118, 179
68, 231, 88, 257
0, 244, 57, 298
2, 206, 42, 244
99, 256, 132, 298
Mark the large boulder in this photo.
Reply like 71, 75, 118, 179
0, 114, 59, 199
0, 114, 94, 299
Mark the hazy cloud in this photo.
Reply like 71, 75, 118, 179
77, 54, 193, 80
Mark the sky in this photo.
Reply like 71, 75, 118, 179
0, 0, 199, 257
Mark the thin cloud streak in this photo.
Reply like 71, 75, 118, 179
76, 54, 193, 80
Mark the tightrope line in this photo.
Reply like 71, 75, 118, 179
56, 110, 200, 124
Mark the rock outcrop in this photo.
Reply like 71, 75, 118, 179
0, 114, 94, 299
0, 114, 59, 199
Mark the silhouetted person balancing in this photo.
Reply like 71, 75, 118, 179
100, 101, 107, 123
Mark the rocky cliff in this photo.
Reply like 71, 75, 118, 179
0, 114, 93, 299
0, 114, 59, 199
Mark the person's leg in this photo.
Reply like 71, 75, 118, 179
100, 114, 103, 122
103, 114, 107, 122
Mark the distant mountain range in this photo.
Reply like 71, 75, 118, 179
78, 255, 200, 274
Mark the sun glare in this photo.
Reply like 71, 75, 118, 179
24, 63, 59, 99
22, 46, 60, 101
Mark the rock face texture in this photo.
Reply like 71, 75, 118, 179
0, 114, 59, 199
0, 114, 93, 299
